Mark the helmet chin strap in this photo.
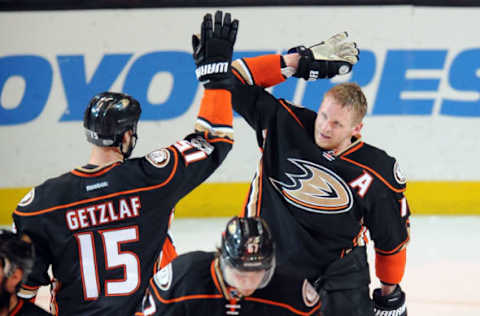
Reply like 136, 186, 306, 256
120, 133, 137, 160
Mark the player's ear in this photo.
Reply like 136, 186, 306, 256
7, 268, 23, 291
352, 122, 363, 136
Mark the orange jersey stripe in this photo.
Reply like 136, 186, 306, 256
244, 296, 321, 316
9, 299, 24, 315
232, 68, 246, 84
150, 278, 223, 304
375, 248, 407, 284
14, 148, 179, 217
243, 55, 286, 87
340, 156, 406, 193
340, 141, 364, 157
210, 260, 223, 294
71, 162, 121, 178
279, 100, 304, 128
198, 89, 233, 127
256, 159, 264, 217
21, 284, 40, 290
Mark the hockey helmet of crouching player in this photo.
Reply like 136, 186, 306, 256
0, 230, 34, 284
219, 216, 276, 289
83, 91, 142, 158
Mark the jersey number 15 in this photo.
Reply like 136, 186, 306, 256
75, 226, 140, 300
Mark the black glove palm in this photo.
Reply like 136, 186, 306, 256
192, 11, 239, 86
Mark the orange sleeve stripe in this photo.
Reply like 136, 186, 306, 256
207, 137, 234, 144
375, 234, 409, 255
279, 100, 304, 128
244, 296, 321, 316
198, 89, 232, 127
375, 248, 406, 284
243, 55, 286, 87
14, 148, 179, 217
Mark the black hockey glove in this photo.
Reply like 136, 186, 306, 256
373, 285, 407, 316
289, 32, 359, 80
192, 10, 239, 88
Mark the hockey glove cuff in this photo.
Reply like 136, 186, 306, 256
373, 284, 407, 316
289, 32, 359, 80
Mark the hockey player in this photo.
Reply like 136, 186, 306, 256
230, 33, 409, 316
135, 216, 322, 316
0, 229, 50, 315
12, 10, 238, 315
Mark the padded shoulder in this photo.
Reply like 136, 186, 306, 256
341, 142, 407, 192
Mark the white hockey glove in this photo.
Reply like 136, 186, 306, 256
289, 32, 359, 80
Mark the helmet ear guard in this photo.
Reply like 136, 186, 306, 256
83, 92, 142, 159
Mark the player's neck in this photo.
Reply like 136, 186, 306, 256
334, 138, 352, 155
88, 146, 124, 166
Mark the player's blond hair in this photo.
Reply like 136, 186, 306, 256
325, 82, 367, 125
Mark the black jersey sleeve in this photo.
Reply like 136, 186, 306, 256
359, 155, 410, 285
13, 187, 54, 298
230, 55, 287, 134
340, 143, 410, 284
140, 88, 233, 203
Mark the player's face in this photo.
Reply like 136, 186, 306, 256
314, 94, 363, 153
224, 265, 266, 297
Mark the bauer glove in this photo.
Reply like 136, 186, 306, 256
192, 10, 239, 87
289, 32, 359, 80
373, 284, 407, 316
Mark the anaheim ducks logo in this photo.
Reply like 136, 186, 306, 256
269, 158, 353, 214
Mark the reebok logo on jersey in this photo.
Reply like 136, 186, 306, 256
269, 158, 353, 214
195, 62, 229, 79
86, 181, 109, 192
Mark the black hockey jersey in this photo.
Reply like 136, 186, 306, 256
231, 55, 410, 285
135, 251, 322, 316
12, 89, 234, 315
8, 299, 50, 316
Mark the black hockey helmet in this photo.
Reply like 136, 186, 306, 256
0, 230, 34, 282
221, 216, 275, 270
83, 92, 141, 158
220, 216, 276, 289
